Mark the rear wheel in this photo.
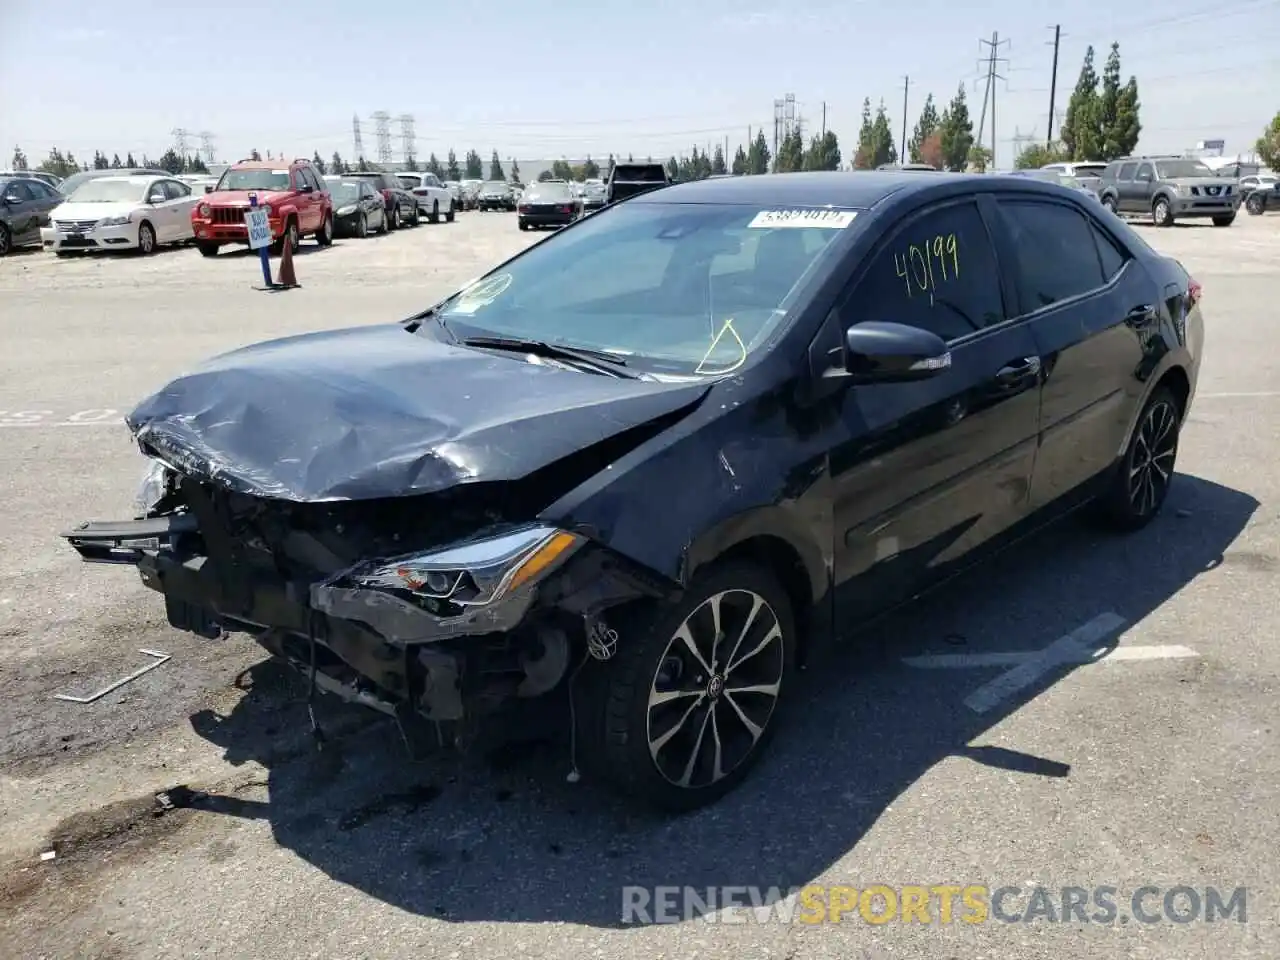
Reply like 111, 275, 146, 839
388, 206, 400, 230
0, 224, 10, 256
430, 200, 440, 224
1246, 192, 1266, 216
578, 561, 795, 811
445, 201, 455, 223
1097, 386, 1181, 531
315, 212, 334, 245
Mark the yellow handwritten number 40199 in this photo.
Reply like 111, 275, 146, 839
894, 233, 960, 306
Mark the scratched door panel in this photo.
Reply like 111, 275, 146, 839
826, 197, 1041, 623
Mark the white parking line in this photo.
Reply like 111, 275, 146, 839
0, 409, 122, 428
900, 612, 1201, 714
1197, 391, 1280, 399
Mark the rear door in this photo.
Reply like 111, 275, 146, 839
990, 194, 1150, 510
163, 180, 195, 240
27, 179, 63, 228
830, 195, 1043, 621
4, 180, 39, 242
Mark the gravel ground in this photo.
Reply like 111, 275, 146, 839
0, 209, 1277, 960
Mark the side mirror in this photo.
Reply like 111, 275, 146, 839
299, 183, 314, 193
844, 322, 951, 384
148, 193, 166, 204
1, 194, 19, 205
204, 184, 214, 193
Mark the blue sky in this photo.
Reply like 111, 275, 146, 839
2, 0, 1275, 171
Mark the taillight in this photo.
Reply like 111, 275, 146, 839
1188, 277, 1202, 307
518, 204, 529, 213
560, 205, 572, 213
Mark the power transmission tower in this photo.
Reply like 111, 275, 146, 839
773, 99, 784, 162
900, 76, 911, 162
1046, 25, 1064, 145
371, 111, 393, 165
352, 114, 365, 162
198, 131, 216, 163
1012, 126, 1037, 165
397, 114, 416, 165
976, 32, 1009, 167
783, 93, 796, 139
170, 127, 190, 159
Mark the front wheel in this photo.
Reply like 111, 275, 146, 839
1097, 386, 1181, 531
316, 212, 334, 245
1212, 214, 1235, 227
356, 213, 368, 238
1246, 193, 1266, 216
0, 224, 10, 256
1100, 194, 1118, 213
197, 241, 220, 257
136, 222, 156, 255
1152, 197, 1174, 227
388, 206, 400, 230
578, 561, 795, 811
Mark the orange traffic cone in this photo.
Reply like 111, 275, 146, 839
275, 235, 298, 288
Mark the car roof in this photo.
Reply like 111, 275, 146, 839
632, 170, 981, 208
231, 160, 300, 169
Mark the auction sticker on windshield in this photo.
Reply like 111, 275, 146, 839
450, 273, 512, 314
748, 209, 857, 229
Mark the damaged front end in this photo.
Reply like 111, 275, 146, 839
63, 462, 671, 745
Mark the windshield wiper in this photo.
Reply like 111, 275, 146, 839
461, 335, 638, 378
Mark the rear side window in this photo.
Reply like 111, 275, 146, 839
996, 200, 1105, 311
1117, 162, 1138, 181
614, 165, 666, 182
1091, 221, 1128, 281
847, 199, 1005, 342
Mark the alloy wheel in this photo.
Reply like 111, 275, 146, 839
646, 589, 785, 789
1128, 399, 1177, 517
0, 225, 10, 256
139, 224, 155, 254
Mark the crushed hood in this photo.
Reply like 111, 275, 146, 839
126, 324, 709, 502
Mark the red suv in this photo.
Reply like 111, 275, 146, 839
192, 158, 333, 257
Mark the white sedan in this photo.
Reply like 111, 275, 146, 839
41, 174, 198, 255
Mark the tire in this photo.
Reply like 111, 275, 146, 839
197, 241, 220, 257
0, 224, 10, 256
388, 206, 400, 230
1100, 194, 1118, 213
377, 209, 389, 235
407, 203, 420, 227
270, 219, 299, 256
1212, 214, 1235, 227
430, 200, 440, 224
136, 222, 156, 255
1246, 193, 1266, 216
578, 560, 796, 811
1151, 196, 1174, 227
356, 213, 368, 238
519, 220, 528, 231
316, 212, 334, 246
1097, 386, 1181, 531
445, 202, 455, 223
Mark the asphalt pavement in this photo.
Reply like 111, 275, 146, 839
0, 210, 1276, 960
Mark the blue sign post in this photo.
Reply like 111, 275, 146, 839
246, 192, 273, 288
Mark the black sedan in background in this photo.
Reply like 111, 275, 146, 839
517, 180, 582, 230
477, 181, 516, 211
64, 172, 1202, 812
341, 171, 420, 229
324, 177, 387, 237
1, 175, 63, 255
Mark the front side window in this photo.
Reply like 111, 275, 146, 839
997, 200, 1106, 310
1117, 163, 1138, 181
845, 200, 1005, 342
431, 202, 851, 375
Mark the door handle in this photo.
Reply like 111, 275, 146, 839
996, 357, 1042, 384
1125, 304, 1155, 327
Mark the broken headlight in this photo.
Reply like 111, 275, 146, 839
134, 459, 175, 517
354, 525, 583, 607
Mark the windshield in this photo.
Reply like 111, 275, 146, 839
327, 181, 363, 203
614, 165, 667, 182
433, 202, 850, 375
482, 181, 508, 191
1071, 164, 1106, 177
217, 169, 292, 191
526, 183, 571, 201
68, 178, 148, 202
1155, 160, 1214, 179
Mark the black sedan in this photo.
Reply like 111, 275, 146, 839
324, 177, 387, 237
517, 180, 582, 229
476, 181, 516, 211
341, 170, 419, 229
62, 172, 1202, 812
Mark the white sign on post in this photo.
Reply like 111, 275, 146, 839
244, 209, 272, 250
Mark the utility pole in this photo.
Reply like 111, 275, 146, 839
1046, 25, 1062, 145
976, 32, 1009, 168
900, 77, 911, 162
773, 99, 783, 166
198, 131, 216, 164
352, 114, 365, 163
821, 101, 827, 139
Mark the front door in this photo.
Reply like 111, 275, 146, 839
989, 195, 1152, 509
1130, 162, 1156, 213
829, 196, 1043, 625
1114, 162, 1140, 212
3, 180, 39, 244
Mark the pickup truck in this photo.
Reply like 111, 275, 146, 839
605, 162, 670, 204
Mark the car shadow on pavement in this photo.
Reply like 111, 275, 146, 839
186, 473, 1256, 928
